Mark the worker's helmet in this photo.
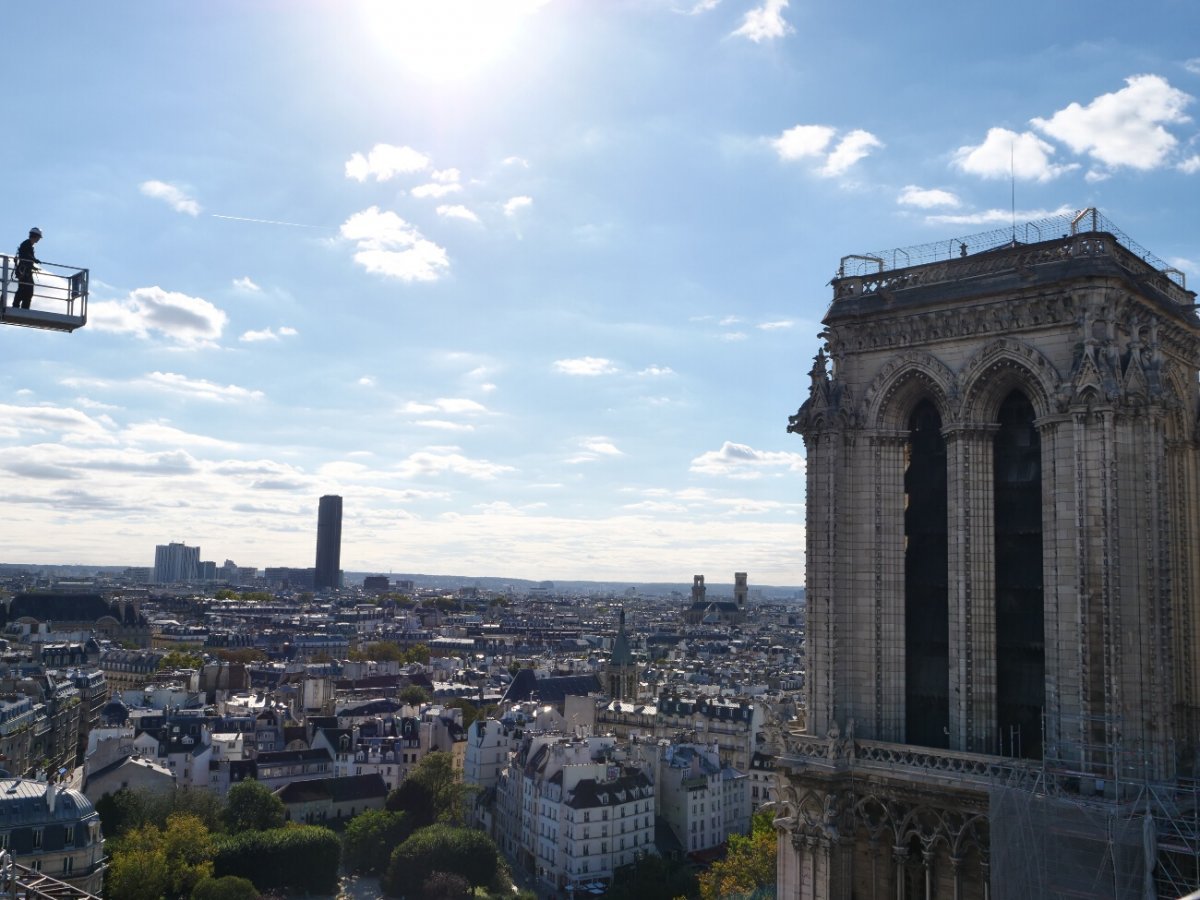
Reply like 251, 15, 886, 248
28, 227, 42, 238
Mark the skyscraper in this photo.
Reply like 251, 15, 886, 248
314, 494, 343, 591
778, 211, 1200, 898
153, 542, 199, 584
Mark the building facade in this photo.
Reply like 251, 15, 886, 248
778, 212, 1200, 899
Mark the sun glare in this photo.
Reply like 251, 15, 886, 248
361, 0, 549, 83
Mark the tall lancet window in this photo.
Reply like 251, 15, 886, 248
905, 399, 950, 748
994, 390, 1045, 759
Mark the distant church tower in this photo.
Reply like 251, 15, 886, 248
778, 212, 1200, 899
606, 608, 638, 701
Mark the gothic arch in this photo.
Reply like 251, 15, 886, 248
958, 338, 1060, 424
1158, 362, 1192, 440
864, 350, 956, 430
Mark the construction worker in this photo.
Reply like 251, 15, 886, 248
13, 227, 42, 309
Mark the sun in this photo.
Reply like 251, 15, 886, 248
360, 0, 549, 83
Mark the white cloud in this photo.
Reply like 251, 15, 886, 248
720, 332, 747, 342
502, 156, 530, 168
924, 204, 1074, 227
690, 441, 805, 478
719, 315, 742, 326
340, 206, 450, 282
240, 326, 297, 342
414, 420, 476, 432
139, 180, 201, 216
344, 144, 430, 182
638, 365, 675, 376
1032, 74, 1193, 171
686, 0, 721, 11
771, 124, 879, 176
412, 182, 463, 199
122, 422, 239, 450
437, 204, 481, 223
139, 371, 263, 402
582, 437, 622, 455
393, 449, 514, 480
0, 403, 117, 446
89, 287, 227, 346
772, 125, 836, 161
504, 196, 533, 217
232, 276, 260, 292
731, 0, 792, 42
567, 435, 624, 464
402, 398, 488, 415
553, 357, 618, 376
358, 376, 377, 387
757, 320, 794, 330
821, 130, 883, 176
431, 168, 460, 183
953, 127, 1076, 182
1179, 156, 1200, 174
898, 185, 961, 209
1186, 58, 1200, 76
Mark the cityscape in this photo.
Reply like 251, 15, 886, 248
3, 2, 1200, 900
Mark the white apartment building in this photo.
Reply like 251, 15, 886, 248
494, 732, 655, 894
656, 741, 750, 855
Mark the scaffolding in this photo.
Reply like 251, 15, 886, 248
836, 207, 1184, 288
988, 715, 1200, 900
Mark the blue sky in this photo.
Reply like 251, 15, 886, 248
3, 0, 1198, 584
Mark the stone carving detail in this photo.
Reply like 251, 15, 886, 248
861, 349, 957, 428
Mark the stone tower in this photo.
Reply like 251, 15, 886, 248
777, 211, 1200, 899
606, 607, 638, 701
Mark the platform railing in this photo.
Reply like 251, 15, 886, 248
0, 256, 88, 329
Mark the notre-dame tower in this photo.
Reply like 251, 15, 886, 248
777, 210, 1200, 899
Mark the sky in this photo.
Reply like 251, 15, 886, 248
2, 0, 1199, 585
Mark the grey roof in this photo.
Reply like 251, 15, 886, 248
0, 780, 97, 826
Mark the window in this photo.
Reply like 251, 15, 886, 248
33, 828, 42, 849
905, 398, 950, 748
64, 826, 75, 847
994, 389, 1045, 760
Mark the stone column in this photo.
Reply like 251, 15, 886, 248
944, 424, 998, 753
893, 846, 908, 900
873, 432, 909, 742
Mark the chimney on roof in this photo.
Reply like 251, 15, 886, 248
46, 780, 57, 813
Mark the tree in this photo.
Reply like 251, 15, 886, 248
214, 825, 341, 895
382, 825, 499, 897
400, 684, 432, 706
106, 825, 170, 900
351, 640, 405, 662
385, 751, 473, 826
95, 787, 153, 839
214, 648, 267, 665
421, 871, 472, 900
697, 811, 777, 900
404, 642, 431, 664
190, 875, 260, 900
608, 853, 698, 900
223, 779, 285, 833
159, 648, 205, 670
443, 698, 485, 729
162, 813, 216, 897
342, 809, 413, 874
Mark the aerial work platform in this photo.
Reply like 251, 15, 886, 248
0, 255, 88, 332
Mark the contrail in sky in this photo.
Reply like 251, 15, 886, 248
211, 213, 327, 229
